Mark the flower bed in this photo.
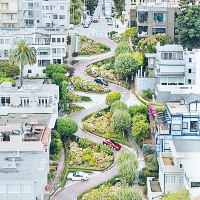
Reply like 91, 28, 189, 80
71, 76, 110, 93
68, 141, 114, 170
85, 64, 130, 89
67, 91, 92, 102
82, 111, 131, 146
79, 36, 110, 55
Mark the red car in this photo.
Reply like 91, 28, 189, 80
103, 139, 121, 150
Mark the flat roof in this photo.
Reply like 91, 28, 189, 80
156, 44, 183, 52
166, 102, 188, 114
0, 152, 46, 180
181, 159, 200, 178
173, 140, 200, 152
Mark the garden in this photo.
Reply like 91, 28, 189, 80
79, 36, 110, 55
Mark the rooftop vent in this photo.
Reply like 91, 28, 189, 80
3, 158, 17, 173
4, 150, 21, 161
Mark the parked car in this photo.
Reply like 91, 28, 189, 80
93, 17, 99, 23
94, 78, 108, 86
67, 171, 89, 181
103, 139, 121, 150
107, 20, 113, 25
83, 22, 90, 28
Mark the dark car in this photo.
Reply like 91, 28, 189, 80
94, 78, 108, 86
103, 139, 121, 150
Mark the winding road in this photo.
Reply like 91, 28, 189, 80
53, 37, 133, 200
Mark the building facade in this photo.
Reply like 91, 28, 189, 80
0, 29, 67, 77
0, 0, 19, 28
1, 0, 70, 29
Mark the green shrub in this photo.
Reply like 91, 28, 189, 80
99, 43, 110, 50
70, 60, 79, 65
67, 35, 71, 45
79, 138, 93, 148
110, 31, 117, 38
105, 91, 121, 106
94, 143, 113, 155
129, 104, 148, 118
142, 89, 154, 99
110, 100, 128, 115
81, 96, 92, 101
145, 154, 158, 172
83, 148, 92, 156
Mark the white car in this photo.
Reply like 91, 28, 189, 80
107, 20, 113, 25
67, 171, 89, 181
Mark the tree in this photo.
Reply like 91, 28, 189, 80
110, 100, 128, 115
132, 51, 144, 66
0, 60, 20, 78
155, 33, 174, 46
43, 64, 68, 78
125, 27, 137, 40
116, 149, 138, 185
105, 91, 121, 106
52, 73, 69, 87
9, 39, 37, 86
162, 189, 190, 200
129, 104, 149, 118
57, 117, 78, 140
114, 42, 132, 58
85, 0, 98, 15
176, 0, 200, 50
131, 115, 150, 147
138, 37, 158, 53
113, 0, 125, 15
111, 186, 142, 200
115, 52, 138, 80
111, 110, 131, 136
50, 138, 62, 155
0, 77, 16, 86
61, 80, 69, 111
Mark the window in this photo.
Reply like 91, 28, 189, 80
28, 3, 33, 9
0, 39, 4, 44
1, 97, 10, 106
8, 185, 20, 193
42, 6, 44, 10
38, 60, 50, 67
37, 20, 40, 23
62, 38, 64, 42
152, 27, 166, 35
172, 124, 181, 131
52, 48, 56, 54
46, 6, 49, 10
190, 121, 198, 132
153, 13, 166, 23
53, 15, 58, 19
28, 70, 32, 73
57, 38, 61, 43
50, 6, 52, 10
4, 50, 8, 57
53, 59, 61, 64
191, 182, 200, 187
188, 69, 192, 73
5, 39, 11, 44
60, 6, 65, 10
52, 38, 56, 43
180, 164, 183, 168
22, 185, 31, 193
188, 79, 191, 84
62, 48, 65, 53
0, 185, 6, 193
165, 175, 176, 184
179, 176, 183, 184
182, 122, 188, 129
138, 11, 148, 23
59, 15, 65, 19
57, 48, 61, 53
189, 58, 192, 62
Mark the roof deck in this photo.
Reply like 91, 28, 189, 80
162, 157, 174, 166
150, 180, 162, 192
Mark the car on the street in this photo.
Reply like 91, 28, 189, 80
83, 22, 90, 28
94, 78, 108, 86
107, 20, 113, 25
67, 171, 89, 181
93, 17, 99, 23
103, 139, 121, 150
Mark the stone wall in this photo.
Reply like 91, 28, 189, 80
135, 76, 158, 95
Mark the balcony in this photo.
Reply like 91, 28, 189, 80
147, 177, 163, 200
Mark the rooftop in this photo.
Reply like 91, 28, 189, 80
181, 159, 200, 178
173, 140, 200, 152
0, 152, 47, 180
162, 157, 174, 166
166, 102, 188, 114
156, 44, 183, 52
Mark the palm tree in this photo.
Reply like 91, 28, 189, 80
9, 39, 37, 86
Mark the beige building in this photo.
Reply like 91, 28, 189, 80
0, 0, 19, 27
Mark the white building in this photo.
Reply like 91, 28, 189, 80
147, 140, 200, 199
0, 29, 67, 77
0, 151, 47, 200
11, 0, 70, 28
104, 0, 114, 17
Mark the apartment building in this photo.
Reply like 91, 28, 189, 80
147, 140, 200, 199
0, 28, 67, 77
0, 0, 19, 28
0, 0, 70, 28
154, 93, 200, 153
